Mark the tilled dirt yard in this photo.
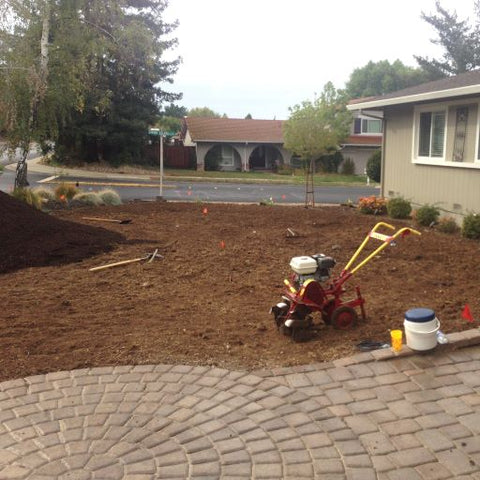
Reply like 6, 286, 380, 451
1, 194, 479, 381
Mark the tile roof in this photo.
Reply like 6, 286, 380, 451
184, 117, 284, 143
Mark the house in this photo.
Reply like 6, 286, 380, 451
181, 115, 380, 174
347, 70, 480, 219
340, 109, 383, 174
181, 117, 291, 171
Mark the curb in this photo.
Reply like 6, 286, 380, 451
252, 327, 480, 378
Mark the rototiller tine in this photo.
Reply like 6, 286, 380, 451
271, 222, 421, 342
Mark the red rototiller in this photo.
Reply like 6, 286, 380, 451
270, 222, 421, 342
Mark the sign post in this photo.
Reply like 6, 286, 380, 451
148, 128, 164, 201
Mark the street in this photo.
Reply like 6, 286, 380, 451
0, 166, 378, 205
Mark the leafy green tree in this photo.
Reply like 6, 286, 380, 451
346, 60, 430, 98
0, 0, 181, 175
188, 107, 223, 118
163, 104, 188, 118
158, 103, 188, 134
283, 82, 351, 168
415, 1, 480, 77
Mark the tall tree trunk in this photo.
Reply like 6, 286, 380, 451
15, 0, 51, 188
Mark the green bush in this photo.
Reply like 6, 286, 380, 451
55, 182, 78, 201
415, 204, 440, 227
462, 213, 480, 239
437, 217, 459, 234
316, 151, 343, 173
276, 165, 294, 176
366, 150, 381, 182
11, 188, 42, 210
98, 189, 122, 206
340, 157, 356, 175
387, 197, 412, 219
72, 192, 104, 206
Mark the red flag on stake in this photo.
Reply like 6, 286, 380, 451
202, 207, 208, 216
219, 240, 225, 250
461, 304, 474, 322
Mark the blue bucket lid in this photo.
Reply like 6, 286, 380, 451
405, 308, 436, 323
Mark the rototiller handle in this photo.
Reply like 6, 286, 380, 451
342, 222, 421, 276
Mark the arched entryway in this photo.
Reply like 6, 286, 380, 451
204, 144, 241, 171
249, 146, 284, 170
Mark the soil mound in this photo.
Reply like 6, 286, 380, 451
0, 191, 124, 274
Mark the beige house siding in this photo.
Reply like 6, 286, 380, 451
383, 102, 480, 218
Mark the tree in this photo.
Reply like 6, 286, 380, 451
415, 1, 480, 77
188, 107, 223, 118
158, 103, 188, 134
283, 82, 352, 167
346, 60, 430, 98
0, 0, 181, 175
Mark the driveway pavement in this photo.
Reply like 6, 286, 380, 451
0, 329, 479, 479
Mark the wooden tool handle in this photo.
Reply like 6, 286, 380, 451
89, 257, 144, 272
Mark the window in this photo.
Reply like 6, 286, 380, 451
361, 118, 382, 134
219, 145, 234, 166
353, 117, 383, 134
418, 111, 445, 158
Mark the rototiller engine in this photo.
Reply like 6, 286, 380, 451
271, 222, 421, 342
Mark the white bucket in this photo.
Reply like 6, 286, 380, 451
404, 308, 440, 351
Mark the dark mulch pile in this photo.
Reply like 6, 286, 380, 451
0, 191, 124, 274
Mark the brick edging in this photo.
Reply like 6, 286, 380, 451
252, 327, 480, 378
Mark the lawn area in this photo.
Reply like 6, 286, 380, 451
164, 168, 371, 186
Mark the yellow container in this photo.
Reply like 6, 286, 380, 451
390, 330, 403, 352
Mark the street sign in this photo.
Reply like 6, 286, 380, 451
148, 128, 176, 136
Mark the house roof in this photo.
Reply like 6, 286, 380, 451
183, 117, 284, 143
348, 69, 480, 110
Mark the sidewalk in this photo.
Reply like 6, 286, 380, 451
0, 330, 479, 479
5, 156, 155, 182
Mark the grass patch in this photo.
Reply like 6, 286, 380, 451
164, 169, 371, 186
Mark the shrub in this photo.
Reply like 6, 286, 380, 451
366, 150, 381, 182
33, 186, 55, 202
462, 213, 480, 239
415, 204, 440, 227
55, 182, 78, 201
437, 216, 459, 234
276, 165, 294, 176
340, 157, 356, 175
72, 192, 104, 206
357, 196, 387, 215
387, 197, 412, 219
316, 151, 343, 173
11, 188, 42, 210
98, 189, 122, 206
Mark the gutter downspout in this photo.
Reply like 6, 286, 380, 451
380, 115, 386, 198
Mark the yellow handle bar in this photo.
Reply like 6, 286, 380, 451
343, 222, 421, 275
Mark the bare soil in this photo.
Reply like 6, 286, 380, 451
1, 192, 478, 381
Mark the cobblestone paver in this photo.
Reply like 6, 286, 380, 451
0, 334, 479, 479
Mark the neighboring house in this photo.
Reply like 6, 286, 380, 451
181, 117, 291, 171
348, 70, 480, 219
181, 115, 380, 174
340, 110, 383, 174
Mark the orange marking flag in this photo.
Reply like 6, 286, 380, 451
461, 304, 474, 322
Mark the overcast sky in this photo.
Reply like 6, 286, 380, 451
163, 0, 477, 120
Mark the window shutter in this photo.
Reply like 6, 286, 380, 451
354, 118, 361, 134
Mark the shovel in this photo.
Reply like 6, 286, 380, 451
89, 249, 161, 272
83, 216, 132, 224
